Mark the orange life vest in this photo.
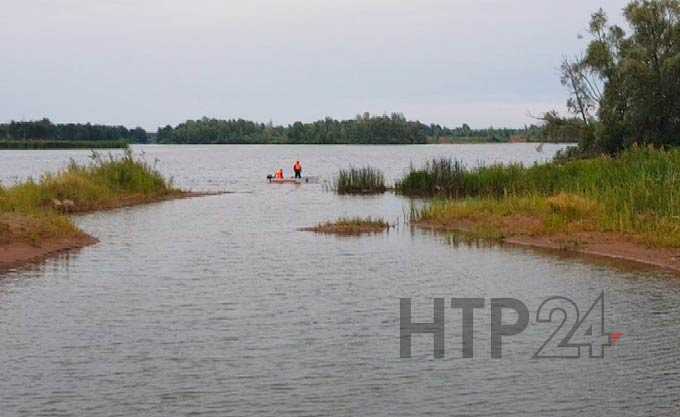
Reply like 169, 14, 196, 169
293, 162, 302, 172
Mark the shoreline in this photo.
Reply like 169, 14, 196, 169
0, 235, 99, 271
0, 140, 129, 150
65, 190, 227, 215
0, 191, 226, 270
134, 142, 572, 146
416, 220, 680, 275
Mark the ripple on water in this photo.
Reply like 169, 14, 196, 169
1, 145, 679, 416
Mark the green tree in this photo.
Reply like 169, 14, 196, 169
566, 1, 680, 154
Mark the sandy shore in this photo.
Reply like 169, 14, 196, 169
0, 191, 226, 270
417, 220, 680, 275
0, 235, 99, 270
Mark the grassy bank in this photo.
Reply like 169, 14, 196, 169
0, 150, 180, 250
406, 147, 680, 249
302, 217, 391, 235
334, 166, 386, 195
0, 140, 130, 149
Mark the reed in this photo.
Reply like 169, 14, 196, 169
407, 146, 680, 248
333, 166, 386, 195
396, 158, 537, 198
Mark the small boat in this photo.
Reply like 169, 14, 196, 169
267, 175, 320, 184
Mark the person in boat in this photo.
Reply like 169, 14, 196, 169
275, 169, 284, 180
293, 161, 302, 179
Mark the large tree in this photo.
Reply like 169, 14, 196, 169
571, 0, 680, 154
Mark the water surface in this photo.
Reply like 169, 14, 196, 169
1, 144, 679, 416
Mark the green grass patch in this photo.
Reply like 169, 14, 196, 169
333, 166, 386, 195
0, 150, 179, 244
303, 217, 391, 235
407, 146, 680, 248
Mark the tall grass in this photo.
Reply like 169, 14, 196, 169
0, 150, 179, 244
334, 166, 386, 195
406, 146, 680, 248
397, 158, 538, 198
1, 150, 176, 213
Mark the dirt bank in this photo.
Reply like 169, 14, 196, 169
0, 191, 226, 270
416, 219, 680, 274
0, 235, 99, 270
59, 191, 226, 214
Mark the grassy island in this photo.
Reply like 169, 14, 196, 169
0, 151, 196, 268
302, 217, 391, 236
402, 147, 680, 271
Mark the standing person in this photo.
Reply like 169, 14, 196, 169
293, 161, 302, 179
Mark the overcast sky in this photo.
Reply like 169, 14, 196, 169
1, 0, 629, 129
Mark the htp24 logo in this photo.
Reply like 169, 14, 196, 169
400, 292, 624, 359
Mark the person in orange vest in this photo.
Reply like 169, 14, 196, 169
293, 161, 302, 178
275, 169, 284, 180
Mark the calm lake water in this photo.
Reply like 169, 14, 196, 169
1, 144, 679, 417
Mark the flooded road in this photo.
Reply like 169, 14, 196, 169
1, 144, 679, 416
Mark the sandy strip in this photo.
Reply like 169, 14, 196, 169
417, 221, 680, 275
65, 191, 228, 215
0, 235, 99, 270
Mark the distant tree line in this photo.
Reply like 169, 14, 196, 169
157, 113, 426, 144
1, 114, 566, 146
156, 113, 554, 145
0, 118, 148, 143
422, 122, 545, 143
